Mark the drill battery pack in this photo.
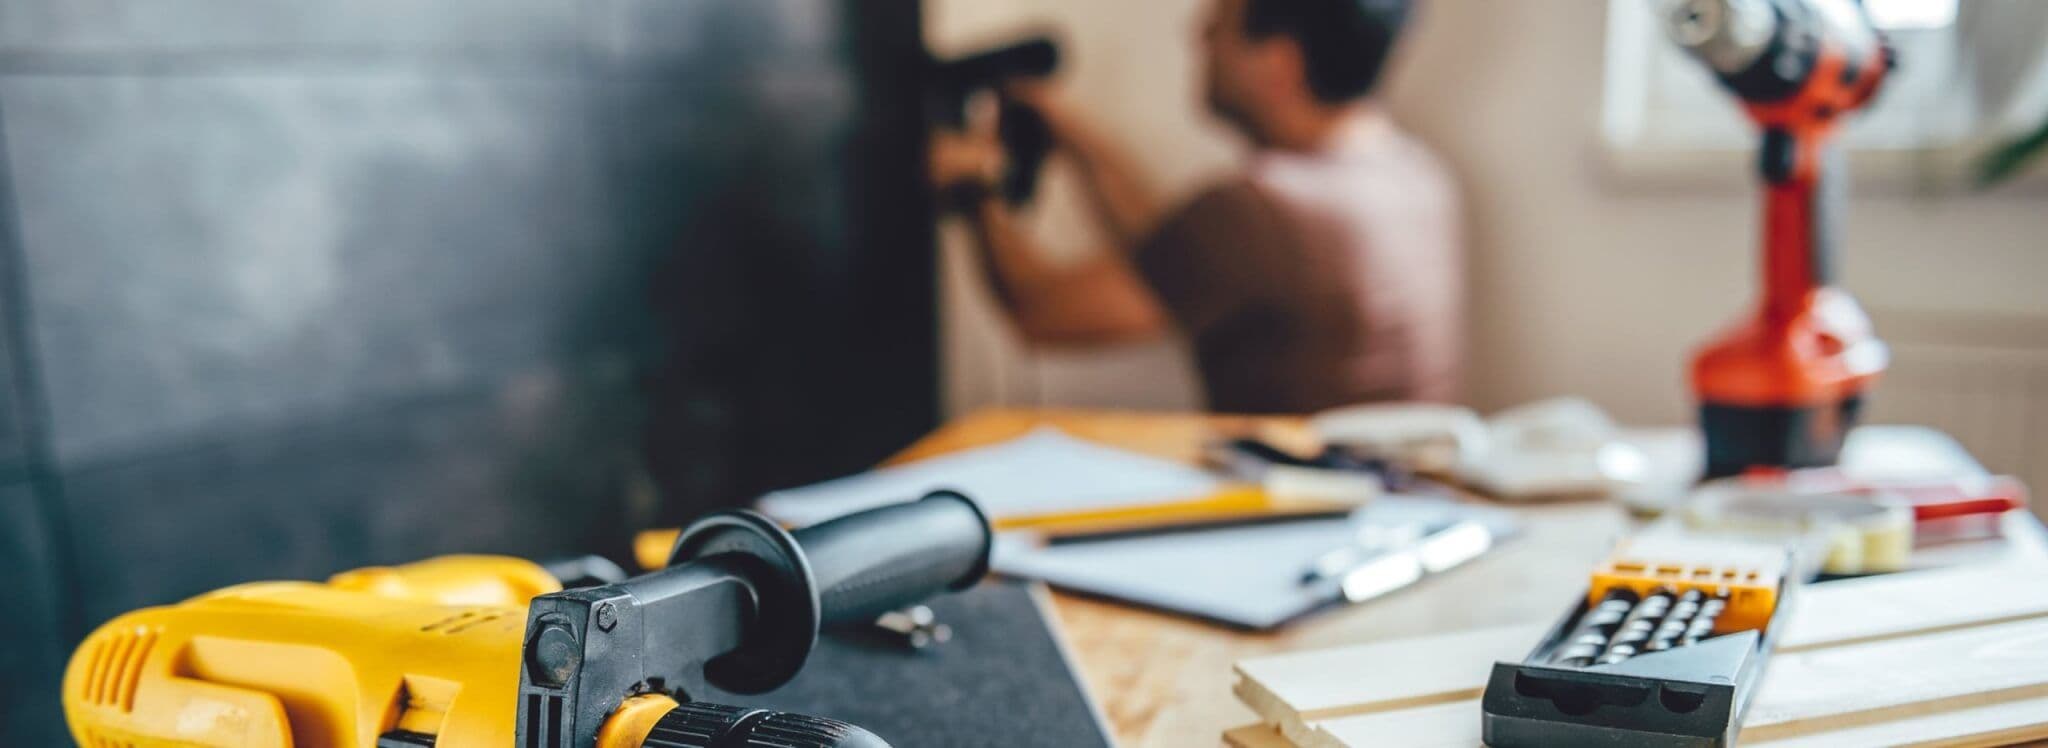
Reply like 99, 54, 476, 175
1481, 536, 1793, 747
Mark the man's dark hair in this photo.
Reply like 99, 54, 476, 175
1242, 0, 1411, 104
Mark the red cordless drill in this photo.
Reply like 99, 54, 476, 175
1668, 0, 1895, 478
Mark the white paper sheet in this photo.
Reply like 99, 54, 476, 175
755, 427, 1222, 526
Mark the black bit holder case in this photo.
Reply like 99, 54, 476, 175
1481, 581, 1793, 747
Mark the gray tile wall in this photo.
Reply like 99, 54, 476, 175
0, 284, 25, 472
4, 75, 610, 463
0, 480, 67, 747
6, 76, 603, 462
0, 1, 581, 52
0, 1, 934, 740
0, 109, 28, 474
59, 361, 644, 626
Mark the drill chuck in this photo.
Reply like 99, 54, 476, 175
1669, 0, 1885, 104
1669, 0, 1776, 74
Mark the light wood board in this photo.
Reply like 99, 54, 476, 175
1232, 623, 1542, 720
1224, 723, 1296, 748
1777, 560, 2048, 651
1233, 560, 2048, 747
1745, 617, 2048, 742
1230, 692, 2048, 748
1296, 619, 2048, 748
1231, 623, 1540, 747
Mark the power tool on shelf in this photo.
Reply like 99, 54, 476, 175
1668, 0, 1895, 478
63, 491, 993, 748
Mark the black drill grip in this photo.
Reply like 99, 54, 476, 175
791, 491, 992, 628
639, 702, 888, 748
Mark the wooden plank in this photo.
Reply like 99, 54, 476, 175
1311, 700, 1480, 748
884, 408, 1314, 467
1745, 617, 2048, 742
1222, 724, 1295, 748
1749, 693, 2048, 748
1243, 618, 2048, 748
1255, 692, 2048, 748
1778, 560, 2048, 651
1236, 562, 2048, 723
1234, 561, 2048, 747
1231, 623, 1540, 745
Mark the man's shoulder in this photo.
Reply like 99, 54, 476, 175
1162, 176, 1294, 237
1251, 124, 1460, 214
1381, 126, 1459, 190
1139, 176, 1290, 264
1178, 176, 1272, 214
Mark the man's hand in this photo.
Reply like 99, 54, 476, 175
936, 81, 1170, 348
928, 128, 1007, 195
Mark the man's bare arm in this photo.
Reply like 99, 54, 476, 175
1009, 84, 1161, 251
965, 195, 1167, 347
929, 99, 1167, 347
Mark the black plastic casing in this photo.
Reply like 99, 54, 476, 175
512, 492, 993, 748
1481, 581, 1792, 748
928, 37, 1061, 204
639, 702, 887, 748
1700, 396, 1863, 479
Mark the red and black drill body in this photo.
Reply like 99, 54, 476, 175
1672, 0, 1895, 478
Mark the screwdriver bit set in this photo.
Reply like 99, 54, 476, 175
1481, 536, 1792, 747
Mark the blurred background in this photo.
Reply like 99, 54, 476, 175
2, 0, 2045, 743
936, 0, 2048, 452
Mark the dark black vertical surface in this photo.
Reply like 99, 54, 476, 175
624, 0, 937, 520
0, 89, 79, 748
0, 1, 934, 741
0, 481, 69, 747
0, 96, 34, 475
0, 298, 23, 475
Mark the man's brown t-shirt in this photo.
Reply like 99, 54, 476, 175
1133, 119, 1462, 413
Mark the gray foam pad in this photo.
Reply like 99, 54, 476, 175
702, 579, 1112, 748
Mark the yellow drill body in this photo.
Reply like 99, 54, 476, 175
63, 495, 994, 748
64, 556, 559, 747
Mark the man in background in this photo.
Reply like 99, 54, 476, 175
931, 0, 1463, 413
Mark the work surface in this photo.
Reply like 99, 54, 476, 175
886, 409, 2048, 748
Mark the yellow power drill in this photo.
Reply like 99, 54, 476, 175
63, 492, 993, 748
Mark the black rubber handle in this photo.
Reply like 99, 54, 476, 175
639, 702, 888, 748
791, 491, 992, 628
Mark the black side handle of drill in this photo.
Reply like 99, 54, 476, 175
627, 493, 992, 748
794, 490, 993, 628
669, 491, 993, 695
636, 702, 891, 748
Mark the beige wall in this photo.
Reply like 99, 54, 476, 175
928, 0, 2048, 425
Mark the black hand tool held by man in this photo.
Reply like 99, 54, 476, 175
929, 36, 1061, 204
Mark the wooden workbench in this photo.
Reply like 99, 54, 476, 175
884, 409, 1627, 747
885, 408, 2048, 748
